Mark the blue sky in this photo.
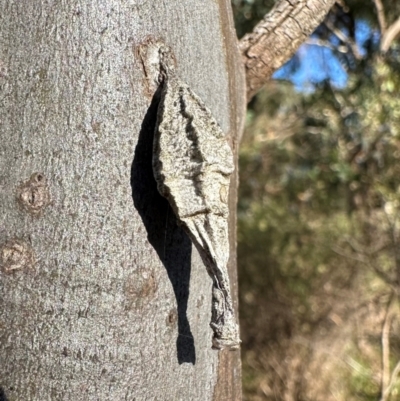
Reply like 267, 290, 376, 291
273, 20, 375, 91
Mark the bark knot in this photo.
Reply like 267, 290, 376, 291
17, 172, 51, 216
0, 239, 36, 273
123, 270, 158, 310
136, 37, 176, 97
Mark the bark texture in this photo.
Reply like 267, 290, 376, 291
0, 1, 246, 400
239, 0, 336, 100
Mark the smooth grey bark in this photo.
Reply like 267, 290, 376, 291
0, 1, 245, 400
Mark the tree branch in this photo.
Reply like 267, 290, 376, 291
239, 0, 336, 101
324, 19, 362, 59
331, 243, 395, 287
380, 294, 400, 401
381, 16, 400, 52
380, 295, 394, 401
372, 0, 387, 34
371, 0, 400, 53
381, 360, 400, 401
382, 208, 400, 286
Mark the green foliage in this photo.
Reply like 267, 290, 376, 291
235, 3, 400, 399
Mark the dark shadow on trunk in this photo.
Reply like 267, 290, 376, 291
131, 89, 196, 365
0, 388, 9, 401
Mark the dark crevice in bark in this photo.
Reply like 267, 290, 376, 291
131, 90, 196, 365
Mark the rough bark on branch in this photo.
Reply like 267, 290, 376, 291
239, 0, 336, 101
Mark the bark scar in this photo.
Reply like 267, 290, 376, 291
17, 172, 51, 216
0, 239, 36, 273
136, 37, 177, 98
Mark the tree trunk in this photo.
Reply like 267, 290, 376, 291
0, 1, 245, 400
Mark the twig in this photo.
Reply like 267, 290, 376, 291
293, 336, 377, 380
305, 37, 349, 54
331, 245, 367, 263
381, 16, 400, 52
382, 207, 400, 286
344, 236, 390, 256
381, 360, 400, 401
380, 294, 394, 401
305, 38, 337, 51
372, 0, 387, 34
331, 245, 394, 286
324, 19, 362, 60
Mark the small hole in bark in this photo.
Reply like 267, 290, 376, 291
166, 308, 178, 327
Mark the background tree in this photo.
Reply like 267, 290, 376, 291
234, 1, 400, 400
